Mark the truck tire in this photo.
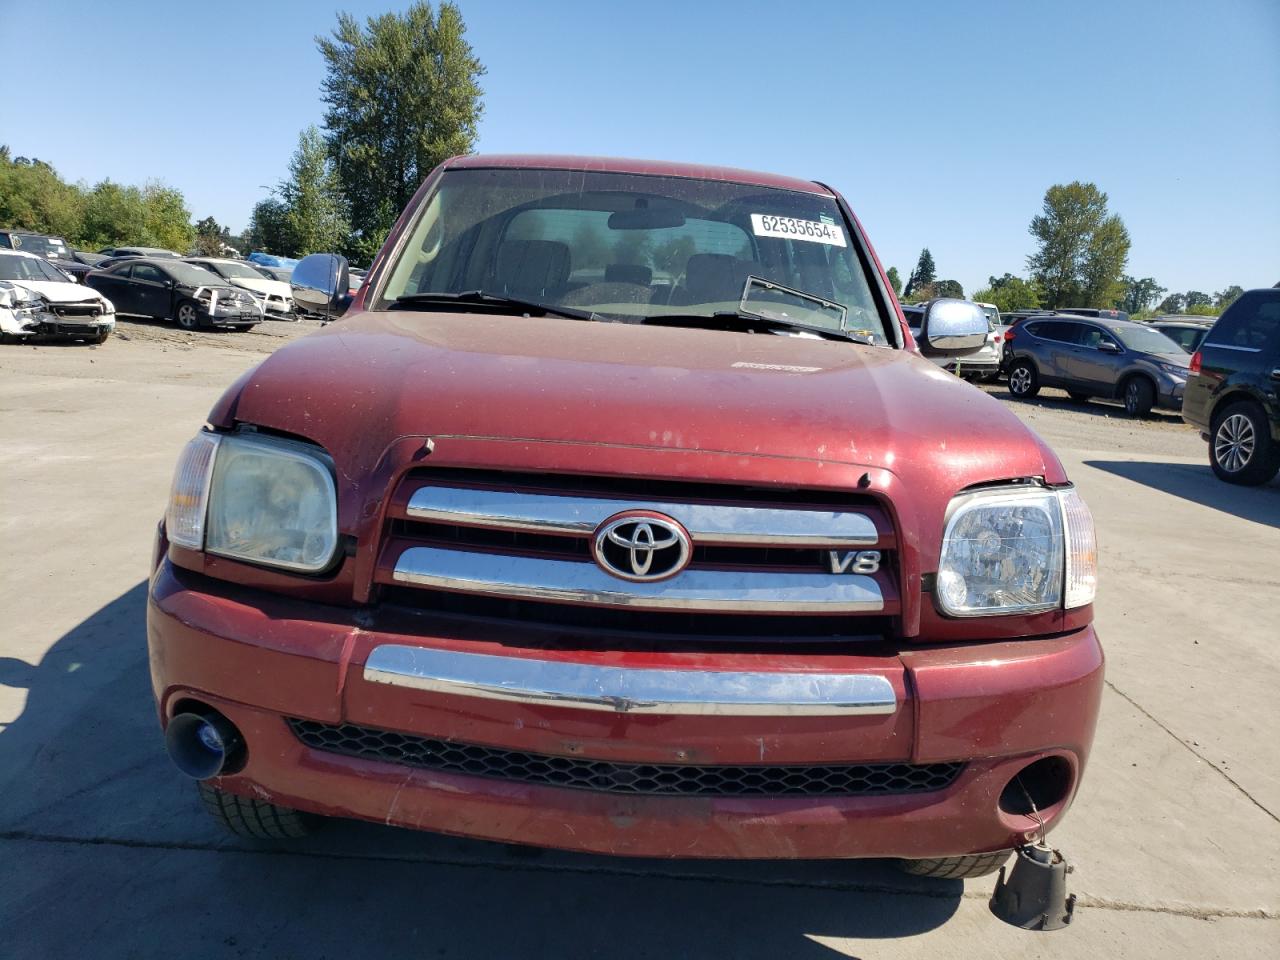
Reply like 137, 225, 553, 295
92, 328, 110, 345
1210, 401, 1280, 486
1007, 360, 1039, 399
175, 300, 202, 330
198, 782, 316, 840
897, 851, 1012, 879
1122, 376, 1155, 417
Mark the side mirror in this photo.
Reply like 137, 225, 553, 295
291, 253, 351, 321
918, 298, 989, 356
1098, 340, 1122, 354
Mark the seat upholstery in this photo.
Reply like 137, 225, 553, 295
604, 263, 653, 286
495, 240, 571, 299
683, 254, 756, 304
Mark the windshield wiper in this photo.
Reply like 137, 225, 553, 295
388, 290, 598, 322
641, 311, 871, 344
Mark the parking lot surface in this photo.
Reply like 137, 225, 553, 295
2, 322, 1277, 958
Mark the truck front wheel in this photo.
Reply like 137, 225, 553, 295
198, 782, 316, 840
896, 851, 1012, 879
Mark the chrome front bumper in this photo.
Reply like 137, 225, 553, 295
364, 645, 898, 716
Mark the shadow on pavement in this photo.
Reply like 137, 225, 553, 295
1086, 459, 1280, 527
983, 385, 1183, 424
0, 582, 964, 958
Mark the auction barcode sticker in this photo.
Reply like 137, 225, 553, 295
750, 214, 846, 247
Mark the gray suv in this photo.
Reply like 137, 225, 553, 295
1005, 316, 1190, 416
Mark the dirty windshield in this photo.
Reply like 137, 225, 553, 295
379, 168, 890, 343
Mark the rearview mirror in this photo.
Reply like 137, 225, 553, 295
918, 298, 989, 356
291, 253, 351, 321
607, 209, 686, 230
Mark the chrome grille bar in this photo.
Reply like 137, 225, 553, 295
405, 486, 879, 546
363, 645, 897, 715
392, 546, 884, 613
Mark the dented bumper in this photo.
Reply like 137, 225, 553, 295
148, 557, 1104, 860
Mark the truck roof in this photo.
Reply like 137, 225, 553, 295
445, 154, 833, 197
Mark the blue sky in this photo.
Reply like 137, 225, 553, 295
2, 0, 1276, 296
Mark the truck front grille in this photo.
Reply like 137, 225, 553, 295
373, 469, 899, 634
289, 719, 962, 797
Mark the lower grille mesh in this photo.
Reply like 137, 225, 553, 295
288, 719, 963, 798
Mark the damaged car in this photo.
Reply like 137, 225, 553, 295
185, 258, 296, 320
0, 250, 115, 344
85, 258, 261, 331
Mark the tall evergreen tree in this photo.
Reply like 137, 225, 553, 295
914, 248, 937, 286
1027, 182, 1130, 308
279, 126, 349, 257
318, 1, 485, 262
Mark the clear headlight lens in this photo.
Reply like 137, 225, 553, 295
1158, 362, 1187, 377
937, 486, 1067, 617
164, 432, 338, 572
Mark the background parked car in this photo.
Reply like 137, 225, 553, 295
85, 258, 261, 331
185, 257, 295, 319
0, 229, 95, 282
98, 246, 181, 259
0, 250, 115, 344
1005, 315, 1189, 415
1148, 316, 1215, 353
255, 265, 293, 283
1059, 306, 1132, 323
1182, 288, 1280, 485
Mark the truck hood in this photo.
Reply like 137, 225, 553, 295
213, 311, 1063, 492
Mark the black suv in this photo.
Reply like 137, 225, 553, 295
1182, 288, 1280, 485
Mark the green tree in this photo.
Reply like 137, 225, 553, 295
1215, 285, 1244, 309
972, 275, 1043, 314
140, 182, 195, 252
903, 248, 936, 298
194, 216, 230, 257
934, 279, 964, 299
1120, 276, 1166, 315
1184, 290, 1212, 309
901, 282, 936, 304
885, 266, 902, 297
1158, 293, 1186, 314
279, 126, 349, 257
1027, 182, 1130, 308
318, 1, 485, 256
245, 198, 291, 255
0, 153, 84, 240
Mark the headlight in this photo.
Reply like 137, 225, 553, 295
165, 432, 339, 572
1158, 362, 1187, 377
936, 484, 1096, 617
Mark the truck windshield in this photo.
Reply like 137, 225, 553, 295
379, 167, 891, 343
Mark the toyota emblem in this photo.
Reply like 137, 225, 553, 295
592, 512, 692, 582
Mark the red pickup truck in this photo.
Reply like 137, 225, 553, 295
149, 155, 1101, 879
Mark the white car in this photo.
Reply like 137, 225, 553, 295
0, 250, 115, 344
185, 258, 295, 319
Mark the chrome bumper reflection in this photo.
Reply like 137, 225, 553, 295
363, 645, 897, 716
392, 546, 884, 613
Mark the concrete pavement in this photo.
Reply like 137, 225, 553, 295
2, 327, 1276, 958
